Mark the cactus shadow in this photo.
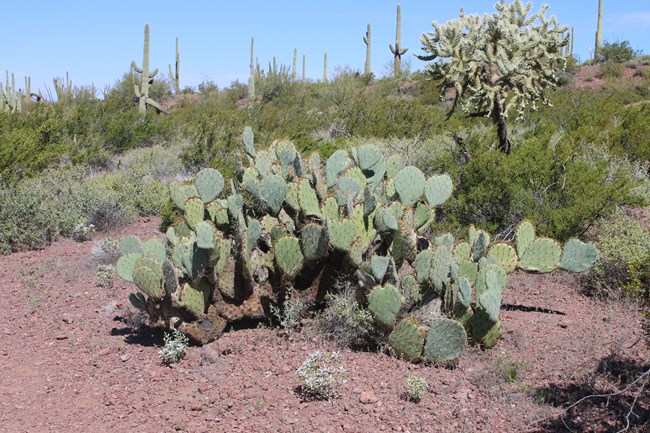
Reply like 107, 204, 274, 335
529, 354, 650, 432
111, 315, 165, 347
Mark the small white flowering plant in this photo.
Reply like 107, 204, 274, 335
296, 350, 347, 400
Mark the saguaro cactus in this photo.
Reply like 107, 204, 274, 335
248, 36, 255, 106
389, 4, 408, 77
292, 48, 297, 82
323, 52, 328, 83
132, 24, 166, 114
594, 0, 603, 60
302, 55, 306, 82
363, 23, 372, 75
169, 37, 180, 94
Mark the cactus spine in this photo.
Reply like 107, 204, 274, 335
323, 52, 328, 83
363, 23, 372, 76
389, 4, 408, 77
132, 24, 166, 114
594, 0, 603, 60
169, 37, 180, 94
248, 36, 255, 106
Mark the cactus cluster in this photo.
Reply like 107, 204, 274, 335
117, 127, 598, 362
1, 71, 35, 112
132, 24, 166, 114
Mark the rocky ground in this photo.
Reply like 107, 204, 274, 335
0, 217, 648, 433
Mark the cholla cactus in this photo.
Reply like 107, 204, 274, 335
418, 0, 568, 154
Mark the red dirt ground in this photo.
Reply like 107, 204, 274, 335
1, 217, 648, 433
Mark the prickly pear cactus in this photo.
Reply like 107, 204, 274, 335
114, 127, 598, 363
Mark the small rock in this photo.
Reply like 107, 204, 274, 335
62, 314, 74, 324
55, 335, 68, 340
558, 321, 569, 329
359, 390, 379, 404
120, 354, 130, 362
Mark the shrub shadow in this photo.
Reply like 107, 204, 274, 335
529, 354, 649, 433
111, 315, 165, 347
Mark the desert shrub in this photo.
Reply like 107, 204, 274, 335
609, 104, 650, 169
92, 236, 122, 265
112, 144, 187, 181
598, 40, 640, 63
316, 288, 374, 347
598, 61, 626, 79
158, 328, 189, 365
270, 287, 308, 334
296, 351, 346, 400
96, 264, 116, 288
443, 131, 639, 240
404, 375, 428, 402
584, 211, 650, 299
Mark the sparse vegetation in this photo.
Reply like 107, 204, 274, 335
159, 328, 190, 365
296, 351, 347, 400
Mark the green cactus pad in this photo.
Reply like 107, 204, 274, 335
328, 218, 356, 252
300, 222, 329, 261
343, 167, 367, 199
242, 126, 256, 157
128, 292, 147, 311
458, 260, 479, 285
386, 154, 403, 178
435, 233, 455, 250
430, 245, 452, 293
242, 166, 260, 191
423, 318, 467, 362
116, 253, 141, 283
141, 238, 165, 263
476, 263, 507, 296
259, 175, 287, 216
326, 150, 352, 188
177, 281, 210, 317
214, 238, 232, 274
132, 262, 164, 300
337, 176, 361, 207
518, 238, 561, 273
196, 220, 216, 249
414, 202, 433, 232
162, 259, 179, 295
560, 239, 598, 272
298, 178, 321, 217
170, 182, 198, 211
184, 196, 205, 230
457, 276, 472, 308
182, 242, 209, 282
515, 220, 535, 257
380, 208, 399, 232
347, 237, 365, 267
119, 235, 142, 255
254, 150, 276, 177
196, 168, 224, 203
368, 284, 404, 328
356, 144, 383, 173
424, 174, 453, 207
487, 243, 518, 273
388, 318, 425, 362
247, 219, 262, 253
321, 196, 339, 220
394, 166, 425, 207
206, 200, 229, 226
274, 235, 304, 278
453, 241, 471, 261
391, 223, 417, 264
370, 256, 390, 283
471, 229, 491, 261
363, 187, 378, 217
468, 311, 501, 349
413, 250, 433, 283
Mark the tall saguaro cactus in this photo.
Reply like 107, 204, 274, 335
389, 4, 408, 77
248, 36, 255, 107
292, 48, 297, 82
169, 37, 180, 94
594, 0, 603, 60
132, 24, 166, 114
323, 52, 328, 83
302, 54, 306, 82
363, 23, 372, 75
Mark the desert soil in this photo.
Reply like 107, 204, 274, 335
0, 217, 648, 433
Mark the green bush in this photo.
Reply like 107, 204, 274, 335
598, 40, 640, 63
584, 211, 650, 298
598, 61, 626, 79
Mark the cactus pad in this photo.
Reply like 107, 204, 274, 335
196, 168, 224, 203
119, 235, 142, 255
337, 176, 361, 207
388, 318, 425, 362
518, 238, 561, 273
394, 166, 425, 206
370, 255, 390, 283
196, 220, 216, 249
487, 243, 518, 273
128, 292, 147, 311
423, 318, 467, 362
259, 175, 287, 216
368, 284, 404, 328
116, 252, 141, 282
274, 235, 304, 278
328, 218, 356, 252
424, 174, 453, 207
298, 178, 321, 217
300, 222, 329, 261
560, 239, 598, 273
326, 150, 352, 188
132, 260, 164, 300
515, 220, 535, 257
184, 196, 205, 230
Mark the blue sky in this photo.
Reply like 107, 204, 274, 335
1, 1, 649, 95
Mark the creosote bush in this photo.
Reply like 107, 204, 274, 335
296, 351, 347, 400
